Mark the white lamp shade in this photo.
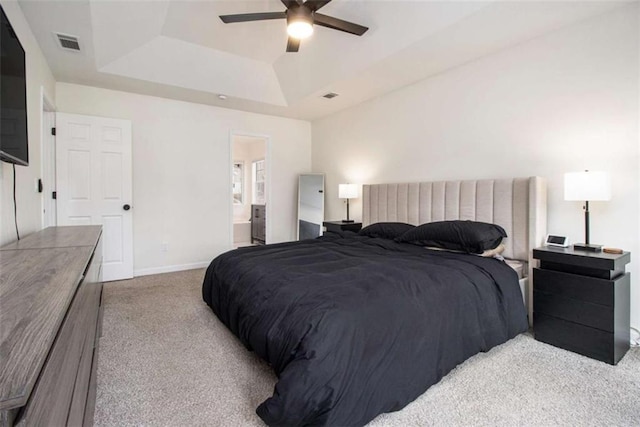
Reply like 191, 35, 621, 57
564, 171, 611, 201
338, 184, 358, 199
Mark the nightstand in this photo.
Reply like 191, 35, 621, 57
323, 221, 362, 233
532, 246, 630, 365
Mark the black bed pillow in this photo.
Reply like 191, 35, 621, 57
358, 222, 416, 240
396, 220, 507, 254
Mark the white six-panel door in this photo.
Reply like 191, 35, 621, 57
56, 113, 133, 281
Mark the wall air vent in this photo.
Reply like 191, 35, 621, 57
55, 33, 81, 51
322, 92, 339, 99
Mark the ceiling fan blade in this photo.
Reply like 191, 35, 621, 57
313, 13, 368, 36
286, 37, 300, 52
281, 0, 303, 8
304, 0, 332, 12
220, 12, 286, 24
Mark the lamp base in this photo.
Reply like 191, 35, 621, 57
341, 219, 355, 223
573, 243, 603, 252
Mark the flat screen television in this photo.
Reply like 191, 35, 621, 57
0, 5, 28, 166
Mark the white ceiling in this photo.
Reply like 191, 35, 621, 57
18, 0, 631, 121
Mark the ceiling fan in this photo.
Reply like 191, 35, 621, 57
219, 0, 369, 53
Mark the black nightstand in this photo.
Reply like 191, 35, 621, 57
532, 246, 630, 365
323, 221, 362, 233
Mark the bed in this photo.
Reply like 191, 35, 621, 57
203, 177, 547, 426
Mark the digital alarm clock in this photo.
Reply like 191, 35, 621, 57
545, 234, 570, 248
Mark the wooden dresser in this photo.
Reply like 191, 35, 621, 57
0, 226, 103, 426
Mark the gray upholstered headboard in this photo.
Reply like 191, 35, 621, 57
362, 177, 547, 324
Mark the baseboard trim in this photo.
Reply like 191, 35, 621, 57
134, 261, 210, 277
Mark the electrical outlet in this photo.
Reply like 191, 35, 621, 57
161, 242, 169, 252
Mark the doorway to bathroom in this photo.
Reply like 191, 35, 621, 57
231, 133, 268, 248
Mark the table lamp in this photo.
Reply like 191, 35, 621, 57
564, 170, 611, 252
339, 184, 358, 223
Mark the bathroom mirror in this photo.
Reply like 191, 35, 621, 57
297, 174, 325, 240
232, 161, 244, 204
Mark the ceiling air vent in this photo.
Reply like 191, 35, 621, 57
55, 33, 81, 51
322, 92, 339, 99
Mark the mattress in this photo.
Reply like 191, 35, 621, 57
202, 232, 528, 426
505, 258, 527, 279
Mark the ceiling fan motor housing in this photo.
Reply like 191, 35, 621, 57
287, 5, 314, 26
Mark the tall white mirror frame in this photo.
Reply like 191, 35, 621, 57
297, 174, 325, 240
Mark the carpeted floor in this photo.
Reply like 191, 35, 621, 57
95, 269, 640, 426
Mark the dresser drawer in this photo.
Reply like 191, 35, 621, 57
67, 280, 102, 426
534, 313, 616, 364
533, 268, 614, 306
17, 277, 92, 424
534, 291, 613, 332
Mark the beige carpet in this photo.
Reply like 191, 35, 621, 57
95, 269, 640, 426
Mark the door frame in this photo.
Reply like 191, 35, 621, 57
228, 131, 271, 248
40, 87, 56, 228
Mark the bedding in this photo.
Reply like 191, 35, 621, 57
396, 220, 507, 253
423, 242, 505, 257
358, 221, 415, 239
202, 231, 528, 426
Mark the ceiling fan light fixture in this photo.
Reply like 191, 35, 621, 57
287, 20, 313, 39
219, 0, 369, 52
286, 6, 314, 40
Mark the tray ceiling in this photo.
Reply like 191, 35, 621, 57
18, 0, 630, 120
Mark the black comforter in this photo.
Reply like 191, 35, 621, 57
202, 232, 527, 426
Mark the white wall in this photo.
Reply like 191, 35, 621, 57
0, 0, 56, 246
312, 5, 639, 328
56, 83, 311, 276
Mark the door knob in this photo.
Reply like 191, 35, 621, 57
123, 204, 131, 211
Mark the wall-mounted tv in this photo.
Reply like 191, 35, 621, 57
0, 5, 28, 166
